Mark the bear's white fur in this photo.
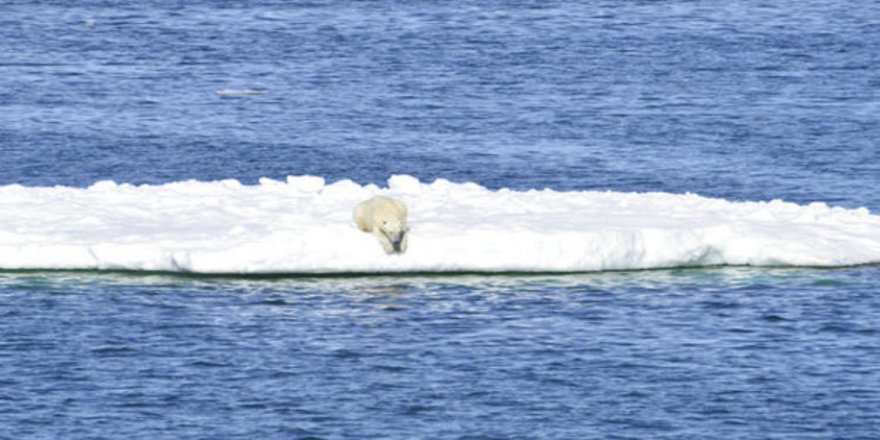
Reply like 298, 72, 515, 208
353, 195, 410, 254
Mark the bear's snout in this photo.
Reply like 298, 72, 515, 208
390, 231, 407, 252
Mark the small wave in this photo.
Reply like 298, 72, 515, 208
215, 88, 268, 96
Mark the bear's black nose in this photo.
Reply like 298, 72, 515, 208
391, 231, 406, 253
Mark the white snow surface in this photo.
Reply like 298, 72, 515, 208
1, 175, 879, 273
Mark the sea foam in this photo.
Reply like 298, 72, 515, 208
1, 175, 878, 273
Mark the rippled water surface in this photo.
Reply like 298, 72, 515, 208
1, 267, 879, 439
2, 0, 879, 210
2, 0, 880, 438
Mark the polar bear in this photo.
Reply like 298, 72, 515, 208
353, 195, 410, 254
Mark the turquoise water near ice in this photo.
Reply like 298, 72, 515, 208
1, 1, 879, 438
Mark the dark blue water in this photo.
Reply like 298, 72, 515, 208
1, 269, 879, 439
2, 1, 879, 209
2, 1, 880, 438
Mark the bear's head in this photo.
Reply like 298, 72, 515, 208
378, 217, 410, 253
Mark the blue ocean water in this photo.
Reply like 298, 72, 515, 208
2, 0, 879, 209
1, 1, 879, 438
1, 269, 879, 439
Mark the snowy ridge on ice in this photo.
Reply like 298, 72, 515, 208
1, 175, 878, 273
